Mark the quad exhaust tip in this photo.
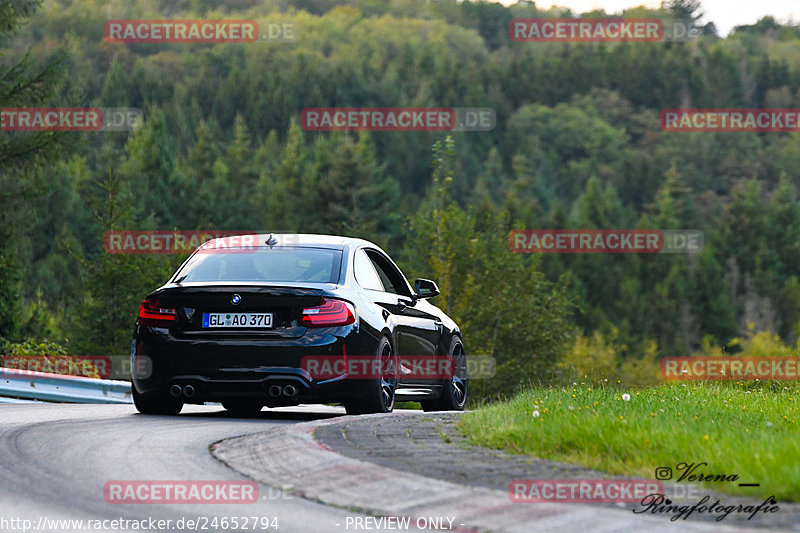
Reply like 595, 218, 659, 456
174, 382, 294, 400
268, 384, 299, 398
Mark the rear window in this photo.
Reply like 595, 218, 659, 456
174, 247, 342, 284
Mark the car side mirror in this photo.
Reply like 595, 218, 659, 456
414, 279, 440, 299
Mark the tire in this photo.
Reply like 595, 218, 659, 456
132, 386, 183, 415
344, 337, 396, 415
222, 399, 264, 416
421, 337, 468, 412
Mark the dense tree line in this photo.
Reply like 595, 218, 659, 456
4, 0, 800, 395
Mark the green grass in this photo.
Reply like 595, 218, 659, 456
459, 382, 800, 501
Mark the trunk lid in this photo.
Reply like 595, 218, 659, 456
154, 284, 325, 338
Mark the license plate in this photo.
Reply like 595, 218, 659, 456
202, 313, 273, 328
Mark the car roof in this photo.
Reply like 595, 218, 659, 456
175, 233, 411, 294
197, 233, 380, 252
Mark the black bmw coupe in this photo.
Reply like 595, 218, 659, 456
131, 234, 467, 416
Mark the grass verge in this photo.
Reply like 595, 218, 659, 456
458, 381, 800, 501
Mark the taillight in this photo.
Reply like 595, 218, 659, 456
137, 297, 177, 326
300, 298, 356, 327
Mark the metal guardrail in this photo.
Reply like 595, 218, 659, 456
0, 368, 132, 404
0, 396, 37, 404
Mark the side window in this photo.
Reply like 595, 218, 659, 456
369, 256, 399, 294
365, 250, 412, 297
354, 249, 384, 291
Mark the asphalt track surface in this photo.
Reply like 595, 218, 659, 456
0, 404, 790, 533
0, 403, 382, 533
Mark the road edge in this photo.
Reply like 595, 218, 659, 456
210, 412, 761, 533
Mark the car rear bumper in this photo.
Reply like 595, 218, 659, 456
131, 324, 377, 403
